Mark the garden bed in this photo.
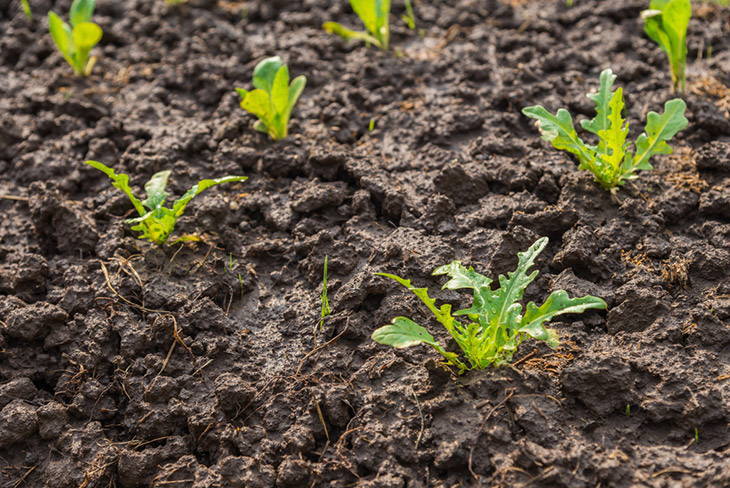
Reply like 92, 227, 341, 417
0, 0, 729, 486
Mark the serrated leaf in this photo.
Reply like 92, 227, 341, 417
522, 106, 593, 167
595, 87, 629, 187
520, 291, 607, 346
581, 69, 617, 144
632, 98, 688, 171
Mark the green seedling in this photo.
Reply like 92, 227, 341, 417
319, 256, 332, 331
402, 0, 416, 30
522, 69, 688, 191
372, 237, 606, 372
84, 160, 247, 245
641, 0, 691, 93
235, 56, 307, 141
323, 0, 391, 50
48, 0, 103, 76
21, 0, 32, 19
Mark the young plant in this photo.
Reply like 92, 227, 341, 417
372, 237, 606, 372
21, 0, 32, 20
641, 0, 691, 93
48, 0, 103, 76
319, 256, 332, 332
84, 160, 247, 245
522, 69, 688, 190
323, 0, 391, 50
235, 57, 306, 141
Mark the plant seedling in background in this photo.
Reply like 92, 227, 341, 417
372, 237, 606, 372
319, 256, 332, 331
84, 161, 247, 245
21, 0, 32, 19
402, 0, 416, 30
522, 69, 688, 191
324, 0, 391, 50
236, 56, 306, 141
641, 0, 691, 93
48, 0, 103, 76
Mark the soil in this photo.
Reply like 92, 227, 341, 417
1, 0, 729, 487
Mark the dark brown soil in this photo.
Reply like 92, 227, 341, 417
1, 0, 729, 487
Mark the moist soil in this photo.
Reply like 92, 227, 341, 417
1, 0, 730, 487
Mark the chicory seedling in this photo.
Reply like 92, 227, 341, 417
48, 0, 103, 76
319, 256, 332, 332
641, 0, 691, 93
235, 56, 306, 141
522, 69, 688, 190
84, 160, 247, 245
21, 0, 32, 19
372, 237, 606, 372
324, 0, 391, 50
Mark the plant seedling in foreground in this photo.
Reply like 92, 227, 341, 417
324, 0, 391, 50
84, 160, 247, 245
372, 237, 606, 373
641, 0, 691, 93
522, 69, 688, 191
235, 56, 306, 141
48, 0, 103, 76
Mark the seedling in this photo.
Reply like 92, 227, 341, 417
402, 0, 416, 30
235, 57, 306, 141
323, 0, 391, 50
319, 256, 332, 331
21, 0, 32, 19
84, 160, 246, 245
522, 69, 688, 190
641, 0, 691, 93
372, 237, 606, 372
48, 0, 103, 76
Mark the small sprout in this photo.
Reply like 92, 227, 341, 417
694, 427, 699, 443
48, 0, 103, 76
522, 69, 688, 191
319, 256, 332, 332
372, 237, 606, 372
84, 160, 247, 245
323, 0, 391, 50
21, 0, 32, 19
402, 0, 416, 30
368, 117, 376, 131
165, 0, 188, 4
236, 56, 307, 141
625, 404, 631, 416
641, 0, 691, 93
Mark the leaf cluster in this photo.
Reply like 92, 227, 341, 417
48, 0, 103, 76
522, 69, 688, 190
236, 57, 307, 141
641, 0, 691, 93
372, 237, 606, 372
324, 0, 391, 50
84, 160, 247, 245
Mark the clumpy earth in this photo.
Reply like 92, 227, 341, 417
1, 0, 729, 486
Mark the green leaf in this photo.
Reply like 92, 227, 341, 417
71, 21, 102, 49
240, 89, 271, 121
581, 69, 617, 144
349, 0, 377, 35
642, 0, 690, 92
70, 0, 95, 27
271, 65, 290, 120
48, 12, 73, 59
21, 0, 32, 20
594, 87, 629, 187
520, 291, 607, 347
372, 317, 440, 348
252, 56, 283, 92
141, 170, 170, 210
522, 106, 594, 167
632, 98, 688, 172
286, 75, 307, 120
322, 21, 381, 46
84, 160, 145, 217
172, 176, 248, 216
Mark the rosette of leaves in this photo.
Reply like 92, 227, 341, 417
48, 0, 103, 76
372, 237, 606, 372
522, 69, 688, 190
85, 160, 247, 245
